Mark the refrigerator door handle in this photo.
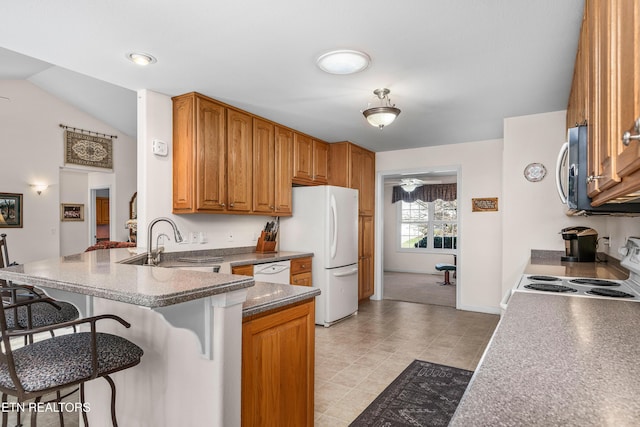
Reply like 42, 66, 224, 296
330, 194, 338, 259
332, 267, 358, 277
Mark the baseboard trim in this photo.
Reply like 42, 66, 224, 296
457, 304, 501, 315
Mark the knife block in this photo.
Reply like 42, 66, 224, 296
255, 231, 276, 253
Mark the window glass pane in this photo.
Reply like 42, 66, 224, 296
433, 223, 457, 249
434, 199, 457, 221
400, 223, 427, 248
401, 201, 428, 222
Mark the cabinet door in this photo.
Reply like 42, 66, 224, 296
312, 140, 329, 183
252, 118, 275, 214
172, 95, 196, 212
567, 12, 589, 129
358, 215, 374, 300
293, 133, 313, 182
227, 109, 253, 212
232, 264, 254, 276
360, 150, 375, 216
242, 301, 315, 427
615, 0, 640, 177
97, 198, 109, 225
196, 97, 227, 211
588, 0, 620, 196
274, 127, 293, 215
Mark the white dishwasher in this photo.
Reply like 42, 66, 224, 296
253, 260, 291, 284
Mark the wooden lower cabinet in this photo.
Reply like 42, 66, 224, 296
232, 264, 254, 276
290, 257, 312, 287
359, 215, 374, 300
242, 299, 315, 427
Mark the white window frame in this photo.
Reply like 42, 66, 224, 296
397, 199, 458, 254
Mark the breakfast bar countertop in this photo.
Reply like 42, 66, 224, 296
243, 282, 320, 317
0, 248, 255, 308
449, 292, 640, 426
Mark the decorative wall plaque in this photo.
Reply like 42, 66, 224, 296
472, 197, 498, 212
64, 130, 113, 169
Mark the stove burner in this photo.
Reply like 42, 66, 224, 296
525, 283, 578, 293
528, 275, 561, 282
586, 288, 634, 298
569, 278, 620, 287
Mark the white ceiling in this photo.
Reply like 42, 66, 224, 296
0, 0, 584, 152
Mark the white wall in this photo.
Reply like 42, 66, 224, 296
0, 80, 136, 262
501, 111, 608, 294
59, 170, 89, 255
136, 90, 276, 253
376, 139, 503, 313
382, 185, 457, 273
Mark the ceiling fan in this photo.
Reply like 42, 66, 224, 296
399, 178, 424, 192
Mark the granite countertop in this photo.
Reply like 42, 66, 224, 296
242, 282, 320, 317
450, 292, 640, 426
0, 248, 254, 308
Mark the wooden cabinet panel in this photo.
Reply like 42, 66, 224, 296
96, 197, 109, 225
196, 97, 226, 211
291, 257, 312, 287
252, 118, 275, 214
293, 133, 313, 183
172, 93, 226, 213
242, 300, 315, 427
232, 264, 254, 276
274, 127, 293, 215
312, 140, 329, 183
614, 0, 640, 177
358, 215, 374, 300
227, 109, 253, 212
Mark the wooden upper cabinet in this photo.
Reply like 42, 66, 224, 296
227, 109, 253, 212
274, 126, 293, 215
252, 118, 275, 214
293, 133, 313, 183
292, 133, 329, 185
567, 11, 589, 129
614, 0, 640, 178
328, 141, 376, 216
172, 92, 226, 213
312, 140, 329, 183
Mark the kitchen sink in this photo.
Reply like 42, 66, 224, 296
118, 253, 223, 273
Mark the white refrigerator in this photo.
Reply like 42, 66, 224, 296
280, 185, 359, 326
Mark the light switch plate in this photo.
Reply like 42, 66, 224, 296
152, 139, 168, 156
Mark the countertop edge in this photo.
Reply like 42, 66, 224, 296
242, 282, 320, 318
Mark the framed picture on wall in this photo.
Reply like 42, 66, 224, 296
0, 193, 23, 228
60, 203, 84, 222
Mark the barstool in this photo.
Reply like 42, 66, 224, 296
435, 263, 457, 286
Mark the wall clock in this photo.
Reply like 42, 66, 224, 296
524, 163, 546, 182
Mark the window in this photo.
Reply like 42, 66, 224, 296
398, 199, 457, 251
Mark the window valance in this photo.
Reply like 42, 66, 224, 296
392, 183, 457, 203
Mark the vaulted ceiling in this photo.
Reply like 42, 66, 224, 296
0, 0, 583, 152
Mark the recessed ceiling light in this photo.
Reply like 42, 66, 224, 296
316, 49, 370, 75
127, 52, 157, 66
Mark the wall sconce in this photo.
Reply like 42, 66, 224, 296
31, 184, 49, 195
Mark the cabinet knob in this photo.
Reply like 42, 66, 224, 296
622, 118, 640, 146
270, 206, 275, 210
220, 203, 226, 207
230, 203, 235, 207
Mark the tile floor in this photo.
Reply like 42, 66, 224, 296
314, 299, 500, 426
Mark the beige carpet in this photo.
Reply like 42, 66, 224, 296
383, 271, 456, 308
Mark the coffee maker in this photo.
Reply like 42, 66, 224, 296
560, 226, 598, 262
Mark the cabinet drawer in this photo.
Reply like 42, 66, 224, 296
232, 264, 254, 276
290, 257, 312, 275
291, 272, 312, 287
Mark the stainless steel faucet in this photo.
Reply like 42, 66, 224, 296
147, 217, 184, 265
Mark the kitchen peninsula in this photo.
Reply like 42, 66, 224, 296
0, 247, 318, 426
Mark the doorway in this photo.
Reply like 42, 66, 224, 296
92, 188, 110, 244
376, 167, 460, 308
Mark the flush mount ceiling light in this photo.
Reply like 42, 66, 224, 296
362, 88, 401, 129
316, 49, 371, 75
126, 52, 157, 66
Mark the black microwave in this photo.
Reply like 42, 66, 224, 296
556, 124, 640, 214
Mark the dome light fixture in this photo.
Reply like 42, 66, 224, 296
400, 178, 422, 193
362, 88, 401, 129
316, 49, 370, 75
126, 52, 157, 66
